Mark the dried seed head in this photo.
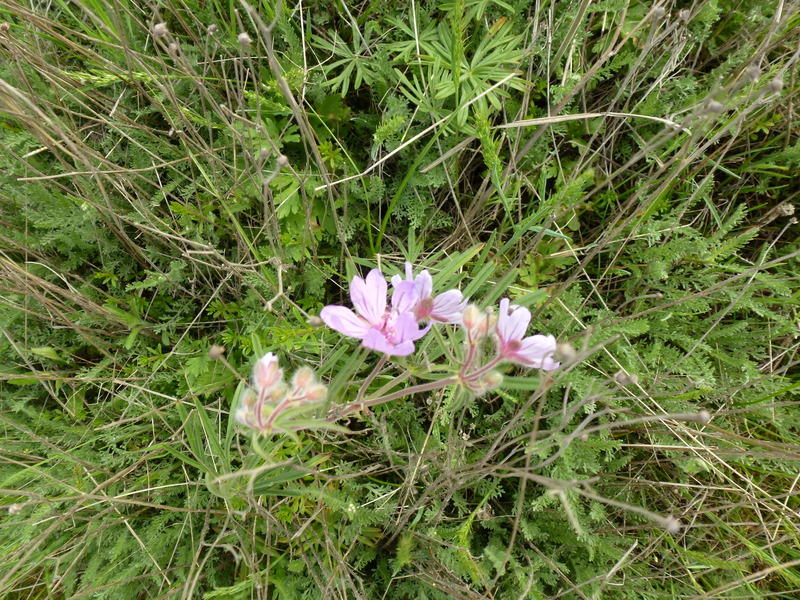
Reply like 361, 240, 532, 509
769, 78, 784, 93
276, 154, 289, 168
745, 64, 760, 82
695, 410, 711, 424
208, 345, 225, 360
153, 22, 168, 37
207, 24, 218, 35
167, 42, 180, 55
652, 7, 665, 19
678, 9, 690, 22
8, 503, 21, 515
664, 516, 682, 534
0, 22, 10, 34
705, 100, 724, 114
777, 202, 795, 216
237, 32, 252, 47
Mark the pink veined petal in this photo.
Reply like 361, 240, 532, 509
404, 261, 414, 281
320, 305, 371, 339
390, 273, 403, 289
496, 298, 531, 342
414, 269, 433, 299
431, 289, 467, 323
392, 310, 430, 342
514, 335, 559, 369
391, 280, 419, 313
361, 328, 415, 356
350, 269, 387, 324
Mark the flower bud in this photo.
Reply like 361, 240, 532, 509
253, 352, 283, 391
305, 384, 327, 403
207, 24, 218, 35
480, 371, 503, 390
461, 304, 482, 330
276, 154, 290, 168
769, 78, 784, 93
307, 315, 324, 328
614, 371, 639, 386
292, 366, 315, 391
705, 100, 724, 114
237, 32, 252, 47
554, 342, 576, 364
153, 22, 168, 37
665, 516, 682, 534
745, 64, 760, 82
207, 344, 225, 360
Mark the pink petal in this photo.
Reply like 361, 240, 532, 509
404, 261, 414, 280
391, 280, 419, 313
362, 328, 415, 356
431, 289, 467, 323
253, 352, 282, 390
414, 269, 433, 299
320, 305, 371, 338
514, 335, 559, 369
496, 298, 530, 342
393, 311, 430, 342
350, 269, 387, 324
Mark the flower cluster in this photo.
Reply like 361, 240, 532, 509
463, 299, 560, 370
319, 262, 559, 371
320, 263, 466, 356
235, 352, 327, 434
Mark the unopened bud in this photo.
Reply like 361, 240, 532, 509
678, 9, 690, 22
207, 24, 218, 35
276, 154, 289, 167
208, 345, 225, 360
652, 6, 665, 19
153, 22, 168, 37
253, 352, 283, 391
769, 78, 784, 93
664, 516, 682, 534
0, 22, 10, 34
167, 42, 179, 55
292, 366, 315, 391
745, 64, 760, 82
614, 371, 639, 386
305, 384, 327, 402
695, 410, 711, 424
705, 100, 724, 114
480, 371, 503, 390
307, 315, 324, 328
461, 305, 482, 330
237, 32, 252, 47
554, 342, 577, 364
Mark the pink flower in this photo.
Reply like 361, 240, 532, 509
320, 268, 429, 356
495, 298, 560, 370
391, 262, 467, 324
253, 352, 283, 391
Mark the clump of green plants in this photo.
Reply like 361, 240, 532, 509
1, 0, 799, 599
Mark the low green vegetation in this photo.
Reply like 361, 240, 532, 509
1, 0, 798, 598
